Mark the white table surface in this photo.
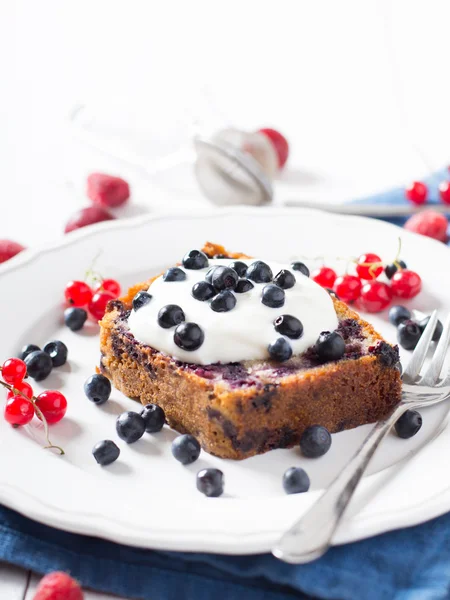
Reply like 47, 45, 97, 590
1, 0, 450, 597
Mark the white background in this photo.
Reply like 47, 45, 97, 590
1, 0, 449, 598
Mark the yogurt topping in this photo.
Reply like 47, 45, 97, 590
127, 258, 338, 365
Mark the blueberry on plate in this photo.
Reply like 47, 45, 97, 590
261, 284, 285, 308
192, 281, 216, 301
43, 340, 68, 367
397, 320, 422, 350
210, 266, 239, 291
132, 291, 152, 311
92, 440, 120, 466
228, 260, 248, 277
197, 468, 224, 497
24, 350, 53, 381
388, 305, 411, 327
268, 337, 292, 362
235, 279, 254, 293
300, 425, 332, 458
140, 404, 165, 433
418, 315, 443, 342
273, 269, 296, 289
291, 262, 310, 277
385, 260, 407, 280
174, 322, 205, 351
172, 434, 201, 464
84, 374, 112, 405
182, 249, 209, 270
395, 409, 422, 439
315, 331, 345, 362
116, 411, 146, 443
210, 290, 236, 312
282, 467, 310, 494
163, 267, 186, 282
274, 315, 303, 339
246, 261, 273, 283
64, 307, 88, 331
157, 304, 185, 329
19, 344, 40, 361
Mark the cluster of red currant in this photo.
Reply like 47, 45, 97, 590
65, 277, 121, 322
311, 250, 421, 313
406, 178, 450, 206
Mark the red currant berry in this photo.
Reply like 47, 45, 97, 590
258, 128, 289, 169
1, 358, 27, 384
333, 275, 362, 303
65, 280, 93, 307
88, 290, 116, 321
64, 206, 115, 234
35, 390, 67, 424
4, 395, 34, 426
0, 239, 26, 264
390, 269, 422, 299
405, 181, 428, 205
358, 281, 393, 313
404, 210, 448, 242
438, 181, 450, 205
311, 267, 337, 288
96, 278, 121, 297
355, 253, 383, 280
6, 380, 33, 401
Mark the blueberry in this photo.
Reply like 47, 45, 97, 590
246, 261, 273, 283
132, 291, 152, 311
261, 284, 285, 308
192, 281, 216, 301
228, 261, 248, 277
84, 374, 112, 405
116, 411, 146, 443
158, 304, 185, 329
182, 249, 209, 270
397, 320, 422, 350
210, 266, 239, 291
172, 434, 201, 464
140, 404, 165, 433
418, 316, 443, 342
163, 267, 186, 282
389, 305, 411, 327
282, 467, 311, 494
43, 340, 68, 367
268, 337, 292, 362
210, 290, 236, 312
273, 269, 296, 289
235, 279, 254, 293
197, 468, 224, 497
24, 350, 53, 381
395, 409, 422, 439
315, 331, 345, 362
19, 344, 40, 361
205, 267, 215, 283
64, 307, 87, 331
274, 315, 303, 339
92, 440, 120, 466
174, 322, 205, 351
385, 260, 407, 280
300, 425, 332, 458
291, 262, 310, 277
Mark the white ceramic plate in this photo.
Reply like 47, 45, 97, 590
0, 207, 449, 555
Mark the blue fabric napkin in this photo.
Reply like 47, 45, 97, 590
1, 171, 450, 600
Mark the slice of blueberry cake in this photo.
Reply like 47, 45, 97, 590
99, 242, 402, 460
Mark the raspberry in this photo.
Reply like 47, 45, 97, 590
404, 210, 448, 243
64, 206, 115, 233
0, 239, 25, 264
33, 571, 83, 600
87, 173, 130, 208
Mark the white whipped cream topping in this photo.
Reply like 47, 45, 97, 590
127, 259, 338, 365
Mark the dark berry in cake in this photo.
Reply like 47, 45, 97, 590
395, 409, 422, 439
211, 266, 239, 291
389, 305, 411, 327
282, 467, 310, 494
369, 341, 400, 368
174, 322, 204, 351
24, 350, 53, 381
172, 434, 201, 464
163, 267, 186, 282
246, 260, 273, 283
64, 307, 87, 331
84, 374, 112, 405
210, 290, 236, 312
268, 337, 292, 362
418, 315, 443, 342
19, 344, 40, 361
197, 468, 224, 497
140, 403, 165, 433
291, 261, 310, 277
300, 425, 332, 458
274, 315, 303, 339
261, 284, 285, 308
192, 281, 216, 301
397, 320, 421, 350
385, 260, 407, 280
273, 269, 296, 289
158, 304, 185, 329
43, 340, 68, 367
235, 279, 254, 293
116, 411, 146, 443
228, 260, 248, 277
92, 440, 120, 466
315, 331, 345, 362
132, 291, 152, 311
182, 249, 209, 270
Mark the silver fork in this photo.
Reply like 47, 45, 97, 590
273, 310, 450, 564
